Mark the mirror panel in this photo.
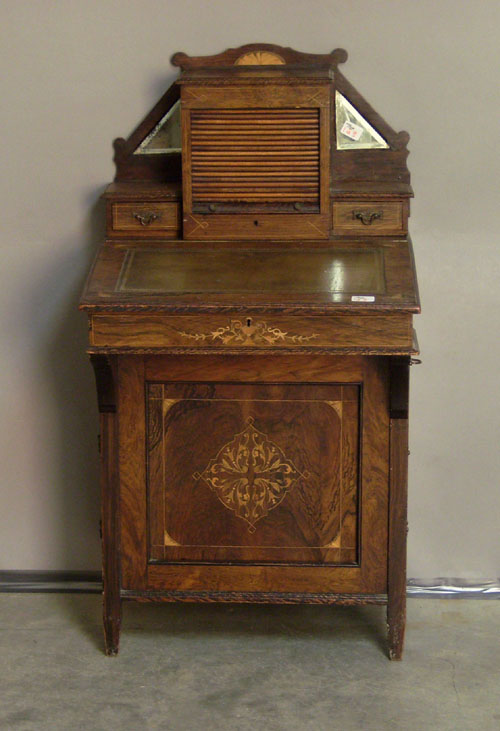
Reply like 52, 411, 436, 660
335, 92, 389, 150
134, 100, 181, 154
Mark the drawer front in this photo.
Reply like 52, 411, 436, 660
90, 313, 412, 351
183, 213, 329, 240
108, 201, 181, 238
332, 201, 407, 236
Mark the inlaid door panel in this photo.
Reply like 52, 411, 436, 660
147, 382, 359, 565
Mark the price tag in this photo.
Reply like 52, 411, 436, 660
340, 120, 363, 141
351, 295, 375, 303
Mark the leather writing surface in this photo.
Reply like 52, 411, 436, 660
117, 247, 385, 296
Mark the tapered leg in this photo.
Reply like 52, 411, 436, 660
103, 583, 121, 656
100, 410, 121, 655
387, 567, 406, 660
387, 358, 410, 660
91, 356, 121, 656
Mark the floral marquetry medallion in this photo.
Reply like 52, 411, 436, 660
193, 417, 307, 532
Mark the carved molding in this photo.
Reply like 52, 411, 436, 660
171, 44, 348, 71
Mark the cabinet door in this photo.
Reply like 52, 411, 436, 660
118, 355, 389, 595
147, 382, 358, 565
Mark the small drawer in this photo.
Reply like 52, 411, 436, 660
108, 201, 181, 238
332, 201, 407, 236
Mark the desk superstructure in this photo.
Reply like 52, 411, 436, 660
80, 44, 419, 658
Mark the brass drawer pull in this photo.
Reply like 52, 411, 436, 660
352, 210, 382, 226
133, 211, 160, 226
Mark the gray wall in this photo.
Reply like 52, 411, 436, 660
1, 0, 499, 578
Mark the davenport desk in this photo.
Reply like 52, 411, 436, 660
80, 45, 420, 658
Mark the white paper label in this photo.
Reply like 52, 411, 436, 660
351, 295, 375, 303
340, 120, 363, 141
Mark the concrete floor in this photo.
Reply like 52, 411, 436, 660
0, 595, 498, 730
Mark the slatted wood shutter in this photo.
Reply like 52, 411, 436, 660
181, 83, 330, 239
190, 109, 320, 207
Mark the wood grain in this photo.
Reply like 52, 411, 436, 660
387, 357, 410, 659
110, 202, 180, 238
90, 356, 121, 655
181, 82, 330, 239
83, 44, 418, 658
190, 109, 320, 207
332, 201, 407, 236
115, 355, 389, 595
183, 213, 329, 240
80, 240, 420, 315
117, 357, 147, 590
122, 590, 386, 605
146, 382, 359, 565
171, 44, 348, 71
99, 411, 121, 655
90, 313, 412, 351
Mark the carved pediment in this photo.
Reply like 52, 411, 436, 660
112, 43, 409, 187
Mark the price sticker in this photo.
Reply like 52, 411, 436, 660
340, 120, 363, 141
351, 295, 375, 303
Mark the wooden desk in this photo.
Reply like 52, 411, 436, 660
81, 44, 420, 658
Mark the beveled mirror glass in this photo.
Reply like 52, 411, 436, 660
335, 92, 388, 150
134, 99, 181, 154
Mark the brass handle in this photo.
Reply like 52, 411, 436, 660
208, 204, 219, 213
353, 210, 382, 226
133, 211, 160, 226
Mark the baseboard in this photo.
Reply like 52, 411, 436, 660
0, 571, 102, 593
0, 571, 499, 597
407, 578, 500, 599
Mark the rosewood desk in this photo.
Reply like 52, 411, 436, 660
80, 44, 420, 658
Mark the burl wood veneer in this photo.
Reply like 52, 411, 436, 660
81, 44, 420, 659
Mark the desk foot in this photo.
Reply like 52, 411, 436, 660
103, 596, 121, 656
387, 595, 406, 660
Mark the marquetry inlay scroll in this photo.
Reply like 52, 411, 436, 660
193, 417, 307, 532
176, 318, 319, 346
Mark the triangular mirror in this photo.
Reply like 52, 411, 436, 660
134, 99, 181, 154
335, 91, 389, 150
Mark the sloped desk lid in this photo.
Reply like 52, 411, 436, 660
80, 239, 419, 314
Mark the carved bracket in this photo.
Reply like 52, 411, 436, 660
90, 355, 116, 413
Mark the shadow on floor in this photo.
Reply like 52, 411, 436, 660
54, 593, 388, 656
